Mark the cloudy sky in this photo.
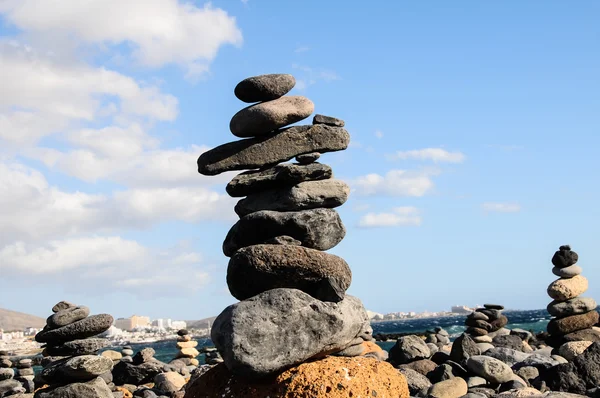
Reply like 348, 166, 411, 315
1, 1, 599, 321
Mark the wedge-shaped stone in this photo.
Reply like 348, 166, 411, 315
211, 288, 369, 378
223, 208, 345, 257
234, 179, 349, 216
227, 244, 352, 302
197, 124, 349, 176
230, 96, 314, 137
226, 162, 332, 197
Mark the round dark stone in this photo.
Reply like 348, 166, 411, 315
234, 74, 295, 103
552, 246, 579, 268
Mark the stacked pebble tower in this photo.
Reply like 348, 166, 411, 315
546, 245, 599, 346
174, 329, 200, 368
33, 301, 114, 397
0, 351, 23, 398
195, 73, 384, 380
465, 304, 509, 338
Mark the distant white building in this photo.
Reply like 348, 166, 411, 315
170, 321, 186, 330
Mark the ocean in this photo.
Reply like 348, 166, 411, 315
118, 309, 551, 365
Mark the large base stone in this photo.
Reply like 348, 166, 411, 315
547, 311, 599, 336
35, 315, 114, 344
210, 288, 369, 378
182, 356, 409, 398
34, 377, 113, 398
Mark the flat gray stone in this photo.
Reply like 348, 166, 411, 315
466, 355, 514, 384
35, 376, 113, 398
47, 306, 90, 329
35, 314, 113, 344
198, 124, 350, 176
41, 355, 114, 383
234, 74, 295, 103
223, 208, 345, 257
295, 152, 320, 164
210, 288, 369, 378
547, 297, 597, 317
226, 162, 333, 197
227, 244, 351, 302
44, 338, 111, 356
552, 265, 583, 278
389, 335, 431, 366
230, 96, 314, 137
399, 367, 432, 396
313, 114, 345, 127
234, 179, 349, 216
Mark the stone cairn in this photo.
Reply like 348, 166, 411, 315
546, 245, 599, 347
465, 304, 508, 340
0, 350, 22, 398
120, 345, 133, 363
173, 329, 199, 368
187, 73, 406, 396
14, 358, 34, 394
34, 301, 114, 397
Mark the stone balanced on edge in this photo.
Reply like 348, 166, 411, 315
187, 73, 409, 397
546, 245, 599, 346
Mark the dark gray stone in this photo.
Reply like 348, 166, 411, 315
450, 333, 480, 364
197, 124, 350, 176
427, 364, 454, 383
34, 376, 113, 398
45, 338, 111, 356
483, 304, 505, 310
295, 152, 320, 164
468, 312, 490, 321
230, 96, 314, 137
35, 314, 113, 344
313, 114, 345, 127
547, 298, 597, 318
234, 74, 295, 103
485, 347, 530, 367
210, 288, 369, 378
492, 335, 525, 352
552, 245, 578, 268
227, 244, 351, 302
47, 306, 90, 329
112, 360, 172, 386
263, 235, 301, 246
510, 329, 533, 342
223, 208, 345, 257
563, 328, 600, 343
547, 311, 599, 335
389, 335, 431, 366
41, 355, 114, 383
399, 367, 432, 396
465, 319, 492, 331
234, 179, 349, 216
226, 162, 333, 198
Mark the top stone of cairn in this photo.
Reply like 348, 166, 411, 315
234, 74, 296, 103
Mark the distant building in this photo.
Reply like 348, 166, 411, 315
170, 321, 186, 330
451, 305, 473, 314
115, 315, 151, 331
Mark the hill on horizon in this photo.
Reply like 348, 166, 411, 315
0, 308, 45, 331
186, 316, 216, 330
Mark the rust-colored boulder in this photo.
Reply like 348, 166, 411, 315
183, 356, 409, 398
548, 311, 599, 336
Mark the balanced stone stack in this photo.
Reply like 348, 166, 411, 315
33, 301, 114, 397
0, 351, 22, 398
465, 304, 508, 338
201, 347, 223, 365
546, 245, 599, 346
14, 359, 34, 394
191, 73, 407, 396
174, 329, 199, 367
120, 345, 133, 363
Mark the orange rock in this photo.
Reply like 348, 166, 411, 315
115, 386, 133, 398
361, 341, 383, 354
184, 356, 409, 398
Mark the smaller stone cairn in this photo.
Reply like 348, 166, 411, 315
465, 304, 509, 339
33, 301, 114, 397
0, 351, 23, 398
173, 329, 199, 368
201, 347, 223, 365
14, 358, 35, 394
546, 245, 599, 346
120, 345, 134, 363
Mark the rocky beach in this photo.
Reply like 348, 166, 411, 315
1, 75, 599, 398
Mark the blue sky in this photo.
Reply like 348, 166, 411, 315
1, 1, 599, 321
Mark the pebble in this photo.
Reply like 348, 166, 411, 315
227, 244, 351, 302
197, 124, 350, 176
428, 378, 468, 398
230, 96, 314, 138
295, 152, 320, 164
234, 74, 295, 103
552, 265, 582, 278
234, 179, 350, 216
223, 208, 346, 257
313, 114, 345, 127
558, 341, 594, 361
547, 275, 589, 301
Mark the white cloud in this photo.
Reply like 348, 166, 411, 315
482, 202, 521, 213
387, 148, 465, 163
358, 207, 421, 228
0, 0, 243, 76
0, 236, 212, 296
291, 63, 340, 90
0, 161, 236, 246
351, 169, 439, 197
294, 46, 310, 53
375, 130, 384, 139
